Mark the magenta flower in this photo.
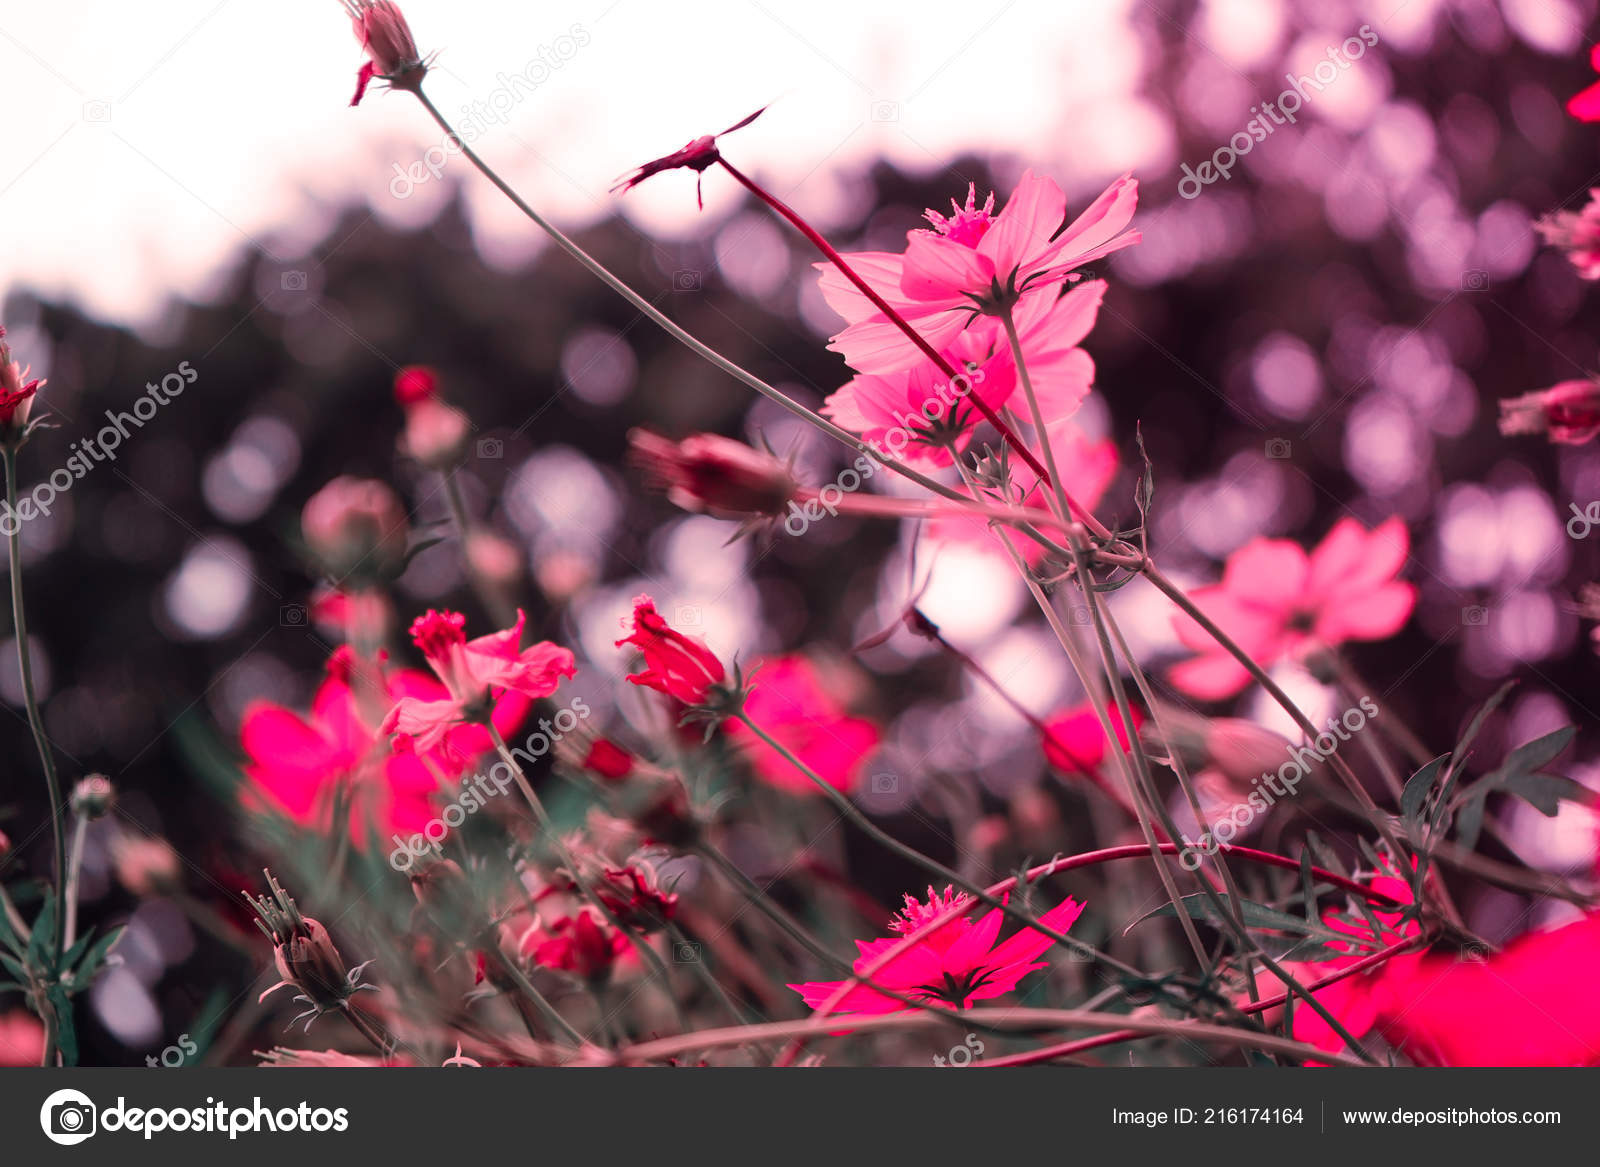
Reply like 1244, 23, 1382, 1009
381, 610, 576, 751
615, 595, 727, 705
723, 655, 881, 795
1041, 702, 1141, 779
344, 0, 426, 106
610, 106, 767, 209
788, 886, 1085, 1015
628, 429, 799, 519
1568, 44, 1600, 121
0, 326, 42, 438
1499, 379, 1600, 446
1170, 518, 1416, 700
240, 649, 527, 844
817, 172, 1138, 374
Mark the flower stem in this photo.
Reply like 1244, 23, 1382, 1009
62, 811, 89, 951
4, 446, 67, 1060
441, 466, 517, 629
404, 86, 972, 511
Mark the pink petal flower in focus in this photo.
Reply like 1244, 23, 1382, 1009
615, 595, 727, 705
723, 656, 881, 795
787, 885, 1085, 1014
818, 172, 1139, 375
381, 610, 576, 752
1168, 518, 1416, 700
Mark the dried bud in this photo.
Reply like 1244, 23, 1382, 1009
302, 476, 410, 580
71, 774, 114, 819
628, 430, 799, 520
249, 871, 375, 1026
400, 397, 471, 470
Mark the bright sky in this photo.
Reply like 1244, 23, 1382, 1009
0, 0, 1165, 329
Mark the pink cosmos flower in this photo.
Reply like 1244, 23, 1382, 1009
344, 0, 425, 106
628, 430, 800, 519
1499, 379, 1600, 446
1568, 44, 1600, 121
1041, 702, 1141, 779
817, 172, 1138, 374
788, 885, 1086, 1014
1169, 518, 1416, 700
1536, 190, 1600, 279
1374, 911, 1600, 1066
381, 610, 576, 752
723, 656, 881, 795
615, 595, 727, 705
240, 649, 527, 844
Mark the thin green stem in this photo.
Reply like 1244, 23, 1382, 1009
62, 812, 88, 951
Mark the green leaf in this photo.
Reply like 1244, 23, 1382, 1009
1490, 772, 1589, 817
0, 898, 22, 958
25, 898, 55, 974
1401, 755, 1449, 831
1455, 792, 1488, 853
1501, 727, 1576, 779
69, 925, 125, 992
0, 953, 27, 982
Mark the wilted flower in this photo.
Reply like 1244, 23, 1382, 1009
381, 610, 576, 752
1170, 518, 1416, 700
615, 595, 727, 705
344, 0, 427, 106
1499, 379, 1600, 446
0, 326, 42, 441
301, 476, 410, 581
628, 430, 799, 520
610, 106, 766, 208
250, 871, 376, 1027
788, 885, 1086, 1015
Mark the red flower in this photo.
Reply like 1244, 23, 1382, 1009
240, 649, 528, 844
788, 885, 1085, 1015
583, 738, 636, 780
521, 908, 627, 981
724, 656, 880, 795
344, 0, 426, 106
615, 595, 726, 704
393, 364, 438, 405
1169, 518, 1416, 700
0, 1011, 44, 1067
628, 430, 799, 520
0, 326, 42, 437
1568, 44, 1600, 121
1041, 702, 1141, 777
381, 610, 576, 752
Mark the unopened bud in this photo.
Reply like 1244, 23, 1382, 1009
71, 774, 114, 819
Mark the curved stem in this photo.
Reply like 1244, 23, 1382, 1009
405, 87, 971, 511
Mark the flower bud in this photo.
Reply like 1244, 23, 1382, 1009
400, 397, 471, 470
250, 871, 374, 1020
393, 364, 438, 406
71, 774, 114, 819
301, 476, 410, 581
0, 326, 42, 443
628, 430, 799, 520
110, 835, 181, 897
345, 0, 427, 105
1499, 379, 1600, 446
